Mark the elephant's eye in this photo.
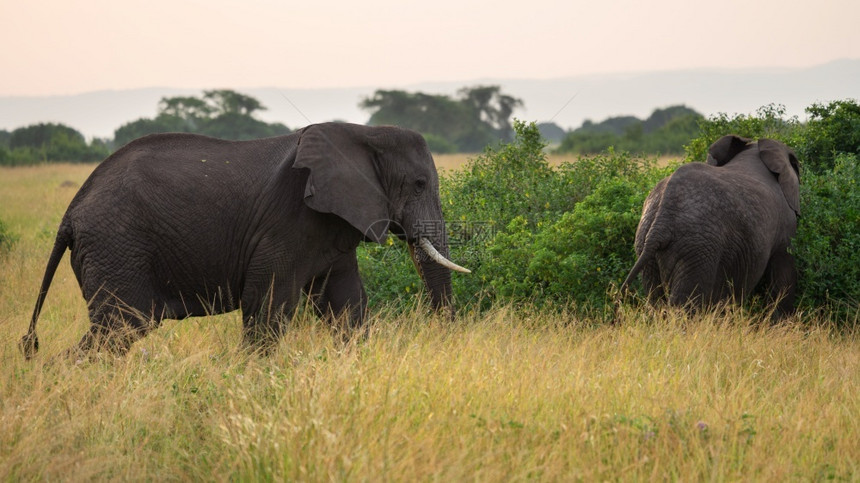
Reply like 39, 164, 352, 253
414, 178, 427, 193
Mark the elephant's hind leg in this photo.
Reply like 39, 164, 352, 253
640, 259, 666, 304
666, 261, 721, 315
72, 297, 156, 359
764, 248, 797, 319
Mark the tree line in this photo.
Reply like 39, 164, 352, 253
0, 90, 290, 166
0, 86, 774, 165
360, 86, 522, 152
113, 90, 289, 147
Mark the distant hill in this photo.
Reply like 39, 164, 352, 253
576, 116, 640, 136
1, 59, 858, 139
537, 122, 566, 144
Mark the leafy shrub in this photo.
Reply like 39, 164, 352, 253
438, 121, 668, 312
439, 120, 568, 308
793, 153, 860, 319
358, 121, 671, 315
523, 175, 667, 310
797, 100, 860, 173
441, 119, 556, 230
478, 158, 669, 313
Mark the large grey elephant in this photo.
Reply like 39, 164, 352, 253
622, 135, 800, 317
21, 122, 468, 358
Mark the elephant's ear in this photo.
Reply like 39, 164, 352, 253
293, 123, 391, 243
758, 138, 801, 216
706, 135, 752, 166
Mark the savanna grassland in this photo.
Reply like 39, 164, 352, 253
1, 163, 858, 481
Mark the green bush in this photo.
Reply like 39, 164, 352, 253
358, 121, 671, 315
797, 100, 860, 173
793, 153, 860, 319
524, 175, 667, 309
478, 158, 669, 313
440, 122, 668, 313
440, 120, 568, 308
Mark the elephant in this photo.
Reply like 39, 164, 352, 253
622, 135, 800, 317
20, 122, 469, 359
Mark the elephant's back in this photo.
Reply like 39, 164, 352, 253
662, 162, 749, 213
658, 162, 778, 269
70, 133, 296, 211
97, 133, 294, 182
63, 132, 300, 260
653, 163, 761, 251
664, 161, 784, 222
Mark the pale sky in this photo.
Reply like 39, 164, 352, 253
1, 0, 858, 97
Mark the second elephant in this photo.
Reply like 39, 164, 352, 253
622, 135, 800, 317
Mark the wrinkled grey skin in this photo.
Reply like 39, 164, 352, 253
21, 122, 457, 358
622, 135, 800, 317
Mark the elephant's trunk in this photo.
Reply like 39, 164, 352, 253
407, 233, 466, 315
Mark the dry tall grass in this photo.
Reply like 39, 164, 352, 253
1, 164, 858, 481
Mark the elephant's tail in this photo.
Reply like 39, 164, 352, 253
621, 237, 666, 295
621, 211, 671, 295
20, 223, 72, 359
621, 250, 651, 294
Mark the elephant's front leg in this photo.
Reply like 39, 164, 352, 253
240, 273, 301, 353
308, 252, 367, 332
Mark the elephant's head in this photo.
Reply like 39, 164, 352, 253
707, 135, 801, 216
293, 122, 468, 312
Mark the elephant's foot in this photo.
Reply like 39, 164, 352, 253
241, 314, 288, 356
64, 323, 143, 362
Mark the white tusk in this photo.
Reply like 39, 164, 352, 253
417, 238, 471, 273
